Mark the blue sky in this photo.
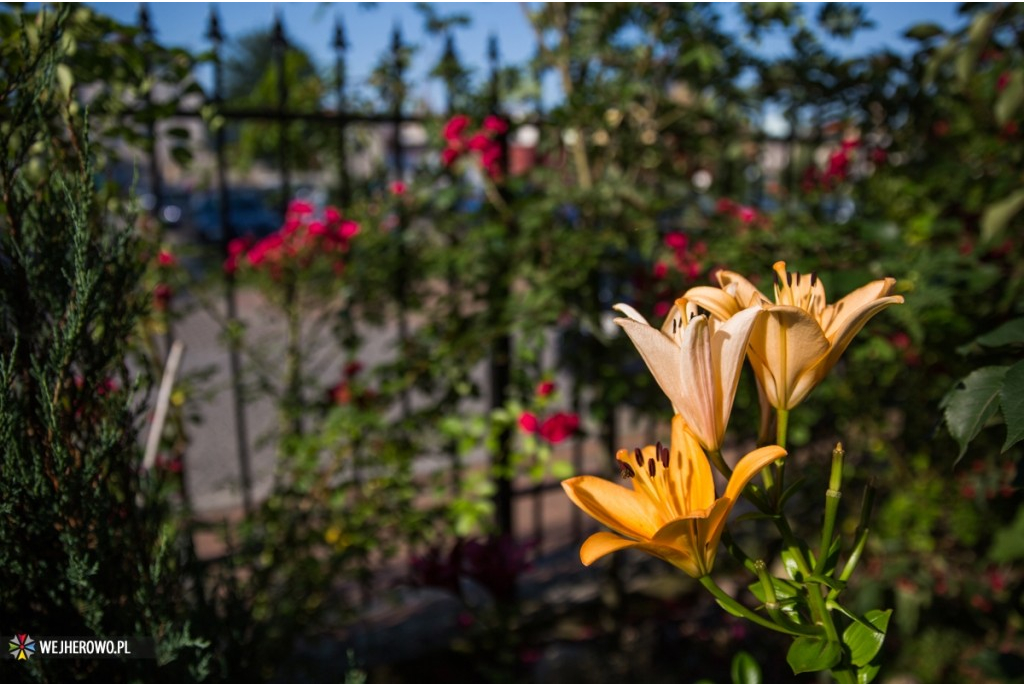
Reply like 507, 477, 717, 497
88, 2, 966, 110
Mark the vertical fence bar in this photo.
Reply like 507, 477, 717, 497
139, 6, 164, 223
487, 34, 514, 538
272, 13, 291, 217
333, 18, 351, 208
138, 5, 175, 360
271, 14, 303, 439
208, 9, 254, 515
440, 32, 464, 495
570, 371, 584, 542
391, 25, 412, 421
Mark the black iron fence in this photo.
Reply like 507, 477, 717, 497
135, 4, 834, 563
137, 5, 587, 552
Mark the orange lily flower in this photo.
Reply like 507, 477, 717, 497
684, 261, 904, 411
613, 299, 762, 454
562, 416, 786, 577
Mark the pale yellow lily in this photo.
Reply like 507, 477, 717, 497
684, 261, 904, 411
613, 299, 762, 454
562, 416, 786, 577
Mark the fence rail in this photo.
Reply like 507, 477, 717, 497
138, 4, 578, 552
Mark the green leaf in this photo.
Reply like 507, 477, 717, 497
904, 23, 944, 41
549, 459, 574, 480
787, 637, 841, 675
748, 576, 806, 617
943, 366, 1009, 463
857, 662, 881, 684
842, 608, 892, 667
956, 10, 996, 88
1002, 360, 1024, 451
980, 189, 1024, 247
995, 70, 1024, 125
731, 650, 762, 684
781, 549, 805, 581
989, 507, 1024, 563
976, 318, 1024, 349
716, 598, 747, 619
924, 40, 958, 87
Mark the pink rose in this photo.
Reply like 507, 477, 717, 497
518, 412, 539, 434
539, 412, 579, 444
536, 380, 555, 398
443, 114, 470, 142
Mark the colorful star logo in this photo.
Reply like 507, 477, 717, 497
9, 634, 35, 660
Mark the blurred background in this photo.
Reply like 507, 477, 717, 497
2, 2, 1023, 682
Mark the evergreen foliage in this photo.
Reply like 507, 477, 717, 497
0, 7, 206, 680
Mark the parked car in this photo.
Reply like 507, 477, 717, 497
190, 190, 283, 243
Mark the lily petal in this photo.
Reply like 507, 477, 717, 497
710, 306, 763, 443
724, 445, 787, 504
678, 315, 718, 450
694, 497, 736, 571
683, 285, 743, 322
580, 531, 700, 576
612, 302, 651, 326
717, 270, 770, 309
822, 293, 905, 368
821, 278, 897, 339
671, 416, 716, 513
613, 314, 683, 414
752, 306, 830, 410
562, 476, 663, 539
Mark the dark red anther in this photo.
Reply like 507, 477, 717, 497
617, 459, 635, 479
635, 447, 645, 468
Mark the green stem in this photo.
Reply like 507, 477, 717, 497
815, 443, 845, 576
773, 407, 790, 505
707, 448, 732, 479
722, 528, 758, 574
805, 586, 856, 683
753, 560, 813, 635
699, 576, 819, 638
776, 407, 789, 450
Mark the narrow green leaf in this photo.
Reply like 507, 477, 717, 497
842, 608, 892, 667
787, 637, 841, 675
731, 650, 762, 685
980, 189, 1024, 247
716, 598, 747, 619
1001, 360, 1024, 452
995, 69, 1024, 125
943, 366, 1009, 463
956, 10, 997, 87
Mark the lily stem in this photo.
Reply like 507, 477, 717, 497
699, 576, 820, 638
815, 443, 845, 576
707, 448, 732, 479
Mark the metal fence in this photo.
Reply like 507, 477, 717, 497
136, 5, 589, 554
